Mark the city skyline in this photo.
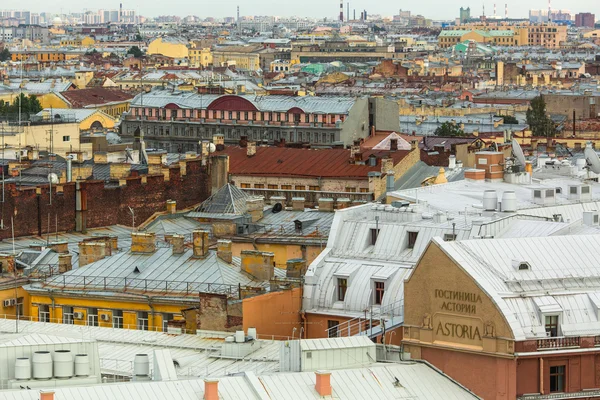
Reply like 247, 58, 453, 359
2, 0, 599, 21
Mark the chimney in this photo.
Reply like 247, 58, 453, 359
411, 140, 418, 150
192, 230, 210, 258
49, 241, 69, 254
381, 158, 394, 174
0, 254, 16, 275
217, 240, 232, 263
171, 234, 185, 255
318, 198, 334, 212
247, 141, 257, 157
349, 144, 361, 163
241, 250, 274, 281
336, 197, 351, 209
390, 138, 398, 151
204, 378, 219, 400
40, 391, 55, 400
58, 253, 73, 273
93, 152, 108, 164
147, 151, 166, 165
166, 200, 176, 214
315, 371, 332, 397
286, 258, 306, 278
213, 134, 225, 151
78, 241, 110, 267
246, 197, 264, 222
292, 197, 305, 211
109, 163, 131, 180
130, 232, 156, 253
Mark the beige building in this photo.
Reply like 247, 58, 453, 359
147, 37, 190, 59
211, 46, 264, 71
189, 47, 213, 68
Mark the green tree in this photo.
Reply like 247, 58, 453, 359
434, 122, 467, 137
496, 114, 518, 124
127, 45, 144, 58
526, 95, 556, 137
135, 33, 143, 42
0, 48, 10, 61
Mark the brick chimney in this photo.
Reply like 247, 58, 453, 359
381, 157, 394, 174
40, 391, 55, 400
78, 242, 110, 267
286, 258, 306, 278
0, 254, 16, 275
49, 241, 69, 254
109, 163, 131, 180
171, 234, 185, 255
213, 134, 225, 151
130, 232, 156, 253
247, 141, 257, 157
292, 197, 305, 211
204, 378, 219, 400
192, 230, 210, 258
217, 240, 232, 263
93, 152, 108, 164
318, 198, 334, 212
336, 198, 351, 210
147, 151, 166, 165
241, 250, 274, 281
58, 253, 73, 273
315, 371, 332, 397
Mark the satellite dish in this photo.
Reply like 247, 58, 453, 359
511, 139, 526, 167
272, 203, 283, 214
584, 143, 600, 174
48, 173, 59, 184
208, 143, 216, 154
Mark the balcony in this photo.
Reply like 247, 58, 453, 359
536, 336, 580, 350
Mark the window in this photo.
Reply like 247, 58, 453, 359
62, 135, 70, 142
345, 187, 356, 193
534, 190, 541, 198
360, 188, 369, 193
370, 228, 380, 245
87, 308, 98, 326
443, 233, 457, 241
337, 278, 348, 301
162, 313, 174, 332
63, 306, 74, 324
137, 311, 149, 331
309, 185, 320, 191
408, 231, 419, 249
254, 184, 264, 189
240, 183, 251, 188
327, 320, 339, 338
113, 310, 123, 329
545, 315, 559, 337
295, 185, 305, 190
550, 365, 565, 393
268, 184, 278, 189
374, 282, 385, 305
38, 304, 50, 322
281, 185, 292, 190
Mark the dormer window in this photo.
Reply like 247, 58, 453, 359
518, 262, 530, 271
370, 229, 380, 245
374, 282, 385, 305
545, 315, 559, 337
407, 232, 418, 249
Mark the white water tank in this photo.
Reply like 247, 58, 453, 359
74, 354, 90, 377
235, 330, 245, 343
15, 358, 31, 380
502, 191, 517, 212
576, 158, 587, 171
483, 190, 498, 211
54, 350, 73, 379
32, 351, 53, 380
247, 327, 257, 341
134, 354, 149, 377
448, 155, 456, 169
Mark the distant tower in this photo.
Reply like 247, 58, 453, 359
494, 3, 496, 16
237, 6, 240, 33
548, 0, 552, 21
347, 2, 350, 22
339, 0, 344, 22
354, 9, 356, 20
483, 3, 485, 17
119, 3, 122, 23
505, 3, 508, 19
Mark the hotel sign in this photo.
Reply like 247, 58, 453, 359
431, 289, 485, 347
435, 289, 482, 315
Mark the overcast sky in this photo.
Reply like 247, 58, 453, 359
6, 0, 600, 20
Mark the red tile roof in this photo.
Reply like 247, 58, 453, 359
59, 88, 134, 108
216, 146, 411, 179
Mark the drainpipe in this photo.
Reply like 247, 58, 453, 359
146, 295, 155, 331
75, 181, 85, 232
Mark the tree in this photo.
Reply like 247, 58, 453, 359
0, 48, 10, 62
0, 94, 42, 119
496, 114, 518, 124
127, 45, 144, 58
85, 49, 99, 56
135, 33, 143, 42
434, 122, 467, 137
526, 95, 556, 137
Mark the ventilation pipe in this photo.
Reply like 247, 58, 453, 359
32, 351, 53, 380
134, 354, 150, 380
502, 191, 517, 212
74, 354, 90, 377
15, 358, 31, 380
483, 190, 498, 211
448, 155, 456, 169
53, 350, 73, 379
66, 155, 73, 182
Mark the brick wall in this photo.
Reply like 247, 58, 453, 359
0, 159, 210, 239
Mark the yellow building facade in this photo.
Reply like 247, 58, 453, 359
189, 47, 213, 68
147, 37, 190, 59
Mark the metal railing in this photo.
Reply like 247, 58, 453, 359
42, 275, 242, 298
325, 299, 404, 338
536, 336, 581, 350
519, 389, 600, 400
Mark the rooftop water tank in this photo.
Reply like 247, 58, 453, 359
247, 327, 257, 341
235, 330, 245, 343
32, 351, 53, 380
134, 354, 149, 377
502, 191, 517, 212
15, 358, 31, 380
74, 354, 90, 377
448, 155, 456, 169
576, 158, 587, 171
54, 350, 73, 379
482, 190, 498, 211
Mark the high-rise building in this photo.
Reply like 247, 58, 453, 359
575, 12, 595, 28
459, 7, 471, 23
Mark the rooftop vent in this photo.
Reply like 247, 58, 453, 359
512, 260, 531, 271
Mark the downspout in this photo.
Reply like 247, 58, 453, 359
146, 295, 156, 331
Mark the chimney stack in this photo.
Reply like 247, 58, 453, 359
318, 198, 334, 212
40, 391, 55, 400
171, 234, 185, 255
241, 250, 274, 281
192, 230, 210, 258
247, 141, 257, 157
204, 378, 219, 400
58, 253, 73, 273
217, 240, 232, 263
78, 241, 111, 267
315, 371, 332, 397
0, 254, 16, 275
166, 200, 177, 214
286, 258, 306, 278
131, 232, 156, 253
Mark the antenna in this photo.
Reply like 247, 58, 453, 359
584, 143, 600, 174
511, 139, 526, 167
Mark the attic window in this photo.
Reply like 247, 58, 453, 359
407, 231, 418, 249
370, 229, 380, 245
545, 189, 555, 198
582, 186, 590, 194
534, 190, 541, 198
570, 186, 577, 195
443, 233, 457, 242
518, 262, 531, 271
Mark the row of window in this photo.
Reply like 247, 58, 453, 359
37, 305, 176, 332
239, 183, 368, 192
336, 278, 385, 305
